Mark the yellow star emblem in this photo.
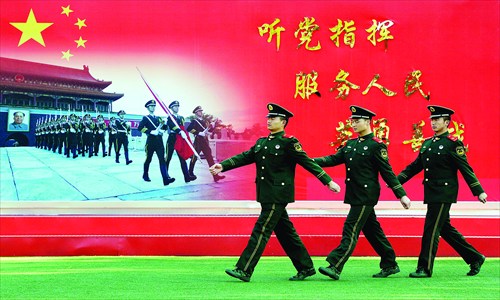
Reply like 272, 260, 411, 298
10, 9, 53, 47
61, 49, 74, 61
61, 5, 74, 17
74, 18, 87, 30
74, 36, 87, 48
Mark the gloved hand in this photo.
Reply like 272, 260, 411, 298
198, 132, 206, 137
478, 192, 488, 204
150, 130, 158, 136
400, 195, 411, 209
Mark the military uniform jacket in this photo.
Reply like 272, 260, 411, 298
187, 118, 213, 141
115, 119, 130, 134
167, 114, 185, 134
220, 131, 332, 204
397, 132, 484, 204
314, 133, 406, 206
138, 115, 167, 143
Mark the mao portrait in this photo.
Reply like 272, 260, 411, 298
7, 110, 30, 132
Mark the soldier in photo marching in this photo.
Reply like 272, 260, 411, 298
115, 110, 133, 165
65, 113, 79, 159
187, 106, 225, 182
165, 101, 196, 183
94, 115, 106, 157
138, 100, 176, 186
210, 103, 341, 282
93, 114, 107, 157
314, 105, 411, 281
76, 116, 84, 155
57, 116, 68, 155
107, 116, 118, 159
82, 113, 95, 158
397, 105, 487, 278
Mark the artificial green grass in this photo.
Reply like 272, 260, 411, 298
1, 256, 499, 299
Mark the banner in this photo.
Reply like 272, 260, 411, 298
1, 0, 498, 201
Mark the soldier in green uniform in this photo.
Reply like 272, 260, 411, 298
314, 105, 411, 280
209, 103, 341, 282
397, 105, 487, 278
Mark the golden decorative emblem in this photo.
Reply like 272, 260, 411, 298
268, 104, 273, 111
456, 146, 465, 156
294, 142, 303, 152
351, 107, 356, 112
380, 148, 388, 160
429, 106, 435, 112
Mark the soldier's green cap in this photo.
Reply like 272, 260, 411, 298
427, 105, 454, 118
117, 110, 126, 116
349, 105, 376, 119
266, 103, 293, 118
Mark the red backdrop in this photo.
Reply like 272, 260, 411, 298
1, 0, 498, 201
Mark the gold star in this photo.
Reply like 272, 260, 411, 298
74, 18, 87, 30
74, 36, 87, 48
10, 9, 53, 47
61, 5, 74, 17
61, 49, 74, 61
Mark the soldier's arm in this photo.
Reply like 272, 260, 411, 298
397, 153, 423, 185
138, 117, 151, 135
288, 138, 332, 185
313, 146, 345, 168
219, 144, 257, 172
374, 143, 407, 199
450, 140, 485, 196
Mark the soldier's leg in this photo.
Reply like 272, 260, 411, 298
274, 207, 314, 272
123, 137, 131, 164
143, 144, 153, 181
236, 203, 285, 275
178, 155, 191, 182
116, 137, 122, 163
361, 209, 397, 269
326, 205, 371, 272
165, 137, 175, 168
440, 214, 483, 264
417, 203, 450, 275
156, 145, 173, 184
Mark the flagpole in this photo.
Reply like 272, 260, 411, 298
136, 68, 201, 160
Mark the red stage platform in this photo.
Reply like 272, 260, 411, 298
1, 201, 498, 257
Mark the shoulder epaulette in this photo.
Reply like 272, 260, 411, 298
424, 136, 433, 141
282, 134, 294, 139
447, 135, 458, 142
349, 137, 357, 140
372, 137, 383, 143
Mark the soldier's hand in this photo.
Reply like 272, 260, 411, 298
150, 130, 158, 136
209, 164, 223, 175
400, 195, 411, 209
327, 181, 341, 193
478, 192, 488, 204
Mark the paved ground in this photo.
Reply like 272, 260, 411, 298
1, 147, 498, 217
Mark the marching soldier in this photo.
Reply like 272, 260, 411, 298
115, 110, 133, 165
76, 116, 84, 154
314, 105, 411, 280
94, 114, 107, 157
210, 103, 341, 282
107, 116, 118, 158
138, 99, 175, 185
57, 116, 68, 155
65, 113, 79, 159
187, 106, 225, 182
397, 105, 487, 278
82, 113, 95, 157
166, 101, 195, 183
